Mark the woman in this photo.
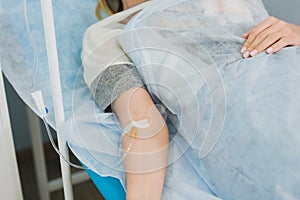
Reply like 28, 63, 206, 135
83, 0, 300, 199
82, 0, 169, 199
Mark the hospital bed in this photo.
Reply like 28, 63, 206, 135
1, 0, 300, 199
1, 0, 216, 198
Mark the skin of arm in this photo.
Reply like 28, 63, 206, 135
241, 16, 300, 58
112, 1, 169, 199
112, 88, 169, 200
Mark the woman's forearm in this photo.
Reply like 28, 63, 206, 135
112, 87, 169, 200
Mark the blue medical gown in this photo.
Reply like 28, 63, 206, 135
200, 48, 300, 200
120, 0, 300, 199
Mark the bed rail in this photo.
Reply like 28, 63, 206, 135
0, 64, 23, 200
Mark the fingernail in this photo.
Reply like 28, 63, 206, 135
243, 51, 250, 58
266, 47, 273, 54
240, 47, 247, 53
250, 49, 258, 57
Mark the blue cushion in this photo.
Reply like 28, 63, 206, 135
86, 169, 126, 200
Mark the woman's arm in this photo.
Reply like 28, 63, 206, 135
112, 88, 169, 200
241, 16, 300, 58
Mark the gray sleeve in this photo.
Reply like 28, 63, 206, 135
90, 63, 145, 111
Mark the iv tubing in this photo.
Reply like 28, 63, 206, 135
23, 0, 38, 89
42, 116, 87, 170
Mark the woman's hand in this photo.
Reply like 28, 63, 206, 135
241, 16, 300, 58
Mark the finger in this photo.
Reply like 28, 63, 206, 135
253, 30, 284, 55
244, 17, 274, 44
246, 24, 283, 56
242, 32, 250, 39
240, 32, 250, 53
266, 37, 290, 54
241, 17, 277, 52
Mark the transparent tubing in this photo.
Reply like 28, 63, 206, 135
23, 0, 39, 89
41, 116, 87, 170
39, 0, 74, 199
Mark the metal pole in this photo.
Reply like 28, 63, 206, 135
39, 0, 74, 199
26, 107, 50, 200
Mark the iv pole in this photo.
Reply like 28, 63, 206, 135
39, 0, 74, 199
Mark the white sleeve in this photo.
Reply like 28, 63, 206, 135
81, 22, 133, 87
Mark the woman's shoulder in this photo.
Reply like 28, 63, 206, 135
86, 20, 123, 35
83, 21, 123, 47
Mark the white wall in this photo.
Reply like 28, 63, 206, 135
262, 0, 300, 25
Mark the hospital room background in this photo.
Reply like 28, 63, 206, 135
1, 0, 300, 199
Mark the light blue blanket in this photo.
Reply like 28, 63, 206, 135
121, 0, 300, 199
